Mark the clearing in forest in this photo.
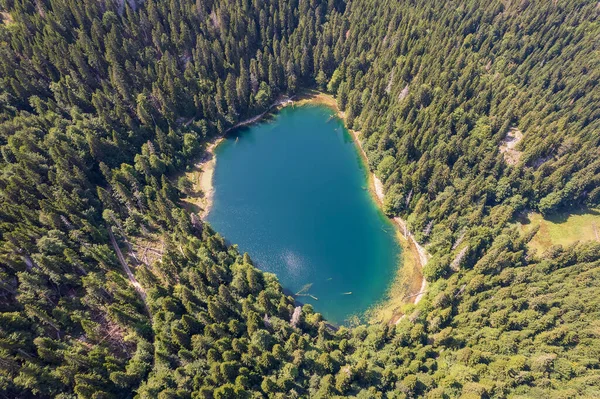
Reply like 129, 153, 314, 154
514, 208, 600, 255
499, 128, 523, 165
131, 233, 165, 266
0, 12, 13, 25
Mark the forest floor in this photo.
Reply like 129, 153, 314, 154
108, 229, 150, 316
131, 233, 165, 267
293, 89, 430, 324
499, 127, 523, 165
514, 207, 600, 255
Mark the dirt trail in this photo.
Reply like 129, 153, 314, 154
109, 229, 150, 315
391, 215, 429, 304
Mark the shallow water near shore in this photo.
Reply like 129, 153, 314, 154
207, 105, 401, 324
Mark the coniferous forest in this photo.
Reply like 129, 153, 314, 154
1, 0, 599, 397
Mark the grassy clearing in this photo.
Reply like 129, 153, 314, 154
515, 208, 600, 255
294, 89, 340, 109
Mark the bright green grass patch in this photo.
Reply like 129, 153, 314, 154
515, 208, 600, 255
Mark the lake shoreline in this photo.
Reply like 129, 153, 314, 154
293, 90, 429, 324
189, 96, 294, 219
189, 89, 428, 324
349, 134, 429, 322
197, 138, 222, 219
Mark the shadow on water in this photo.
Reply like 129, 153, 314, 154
216, 234, 314, 311
281, 287, 307, 308
216, 231, 365, 330
224, 113, 277, 139
275, 286, 339, 331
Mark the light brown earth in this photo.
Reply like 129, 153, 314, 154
499, 127, 523, 165
0, 12, 13, 25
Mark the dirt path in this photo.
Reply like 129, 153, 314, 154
109, 229, 150, 315
392, 216, 428, 305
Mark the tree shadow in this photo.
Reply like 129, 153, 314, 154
515, 207, 599, 225
545, 207, 600, 224
515, 210, 533, 225
179, 199, 201, 214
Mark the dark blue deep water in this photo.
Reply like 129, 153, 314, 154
207, 105, 401, 324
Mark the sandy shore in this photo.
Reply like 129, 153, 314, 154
196, 138, 223, 218
185, 90, 429, 324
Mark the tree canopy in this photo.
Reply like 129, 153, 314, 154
0, 0, 599, 397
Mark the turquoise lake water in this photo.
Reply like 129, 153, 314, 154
207, 105, 401, 324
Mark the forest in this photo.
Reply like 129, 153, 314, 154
0, 0, 599, 397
